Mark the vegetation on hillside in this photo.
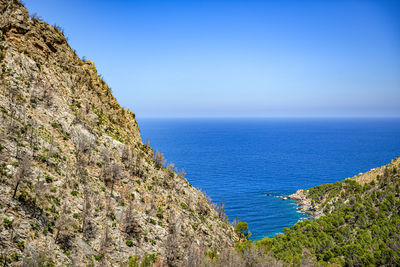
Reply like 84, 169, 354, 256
214, 158, 400, 266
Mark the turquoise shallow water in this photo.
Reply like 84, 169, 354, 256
138, 118, 400, 240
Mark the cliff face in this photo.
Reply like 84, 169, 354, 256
0, 1, 236, 265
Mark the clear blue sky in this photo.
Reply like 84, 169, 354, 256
25, 0, 400, 118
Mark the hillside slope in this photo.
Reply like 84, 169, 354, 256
0, 0, 236, 266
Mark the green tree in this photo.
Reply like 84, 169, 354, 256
235, 221, 251, 239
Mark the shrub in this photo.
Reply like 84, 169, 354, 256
45, 175, 53, 183
3, 218, 13, 229
156, 207, 164, 219
154, 150, 166, 168
17, 241, 24, 250
94, 255, 102, 261
39, 155, 47, 163
11, 252, 21, 261
141, 253, 157, 266
234, 221, 251, 239
128, 256, 139, 267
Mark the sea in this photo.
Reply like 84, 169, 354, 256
138, 118, 400, 240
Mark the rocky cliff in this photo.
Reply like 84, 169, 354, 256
0, 0, 236, 265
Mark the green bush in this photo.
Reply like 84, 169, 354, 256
17, 241, 24, 250
156, 207, 164, 219
141, 253, 157, 267
45, 175, 53, 183
94, 255, 102, 261
234, 221, 251, 239
3, 218, 12, 229
128, 256, 139, 267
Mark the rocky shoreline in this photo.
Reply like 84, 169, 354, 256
288, 189, 323, 219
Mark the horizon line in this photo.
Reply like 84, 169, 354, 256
136, 115, 400, 119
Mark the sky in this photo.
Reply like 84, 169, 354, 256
24, 0, 400, 118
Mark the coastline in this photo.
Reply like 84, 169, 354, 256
288, 189, 323, 219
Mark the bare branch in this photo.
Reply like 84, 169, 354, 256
155, 149, 166, 168
12, 155, 32, 199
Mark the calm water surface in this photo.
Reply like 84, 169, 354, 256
138, 118, 400, 240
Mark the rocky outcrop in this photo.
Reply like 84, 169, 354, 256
0, 1, 236, 265
287, 189, 322, 219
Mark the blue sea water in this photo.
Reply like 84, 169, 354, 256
137, 118, 400, 240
